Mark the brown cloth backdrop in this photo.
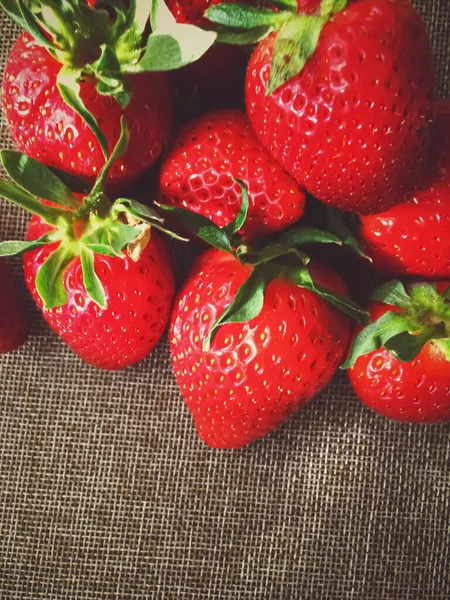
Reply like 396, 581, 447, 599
1, 2, 449, 598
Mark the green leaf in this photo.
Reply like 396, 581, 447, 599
267, 14, 326, 95
89, 116, 129, 198
385, 328, 445, 363
206, 3, 285, 29
0, 180, 67, 224
204, 265, 273, 350
82, 217, 139, 257
0, 235, 52, 257
138, 28, 217, 72
289, 267, 369, 325
57, 67, 109, 159
325, 207, 371, 260
270, 0, 298, 12
35, 243, 76, 309
216, 25, 273, 45
157, 204, 233, 253
435, 339, 450, 361
341, 311, 416, 369
409, 282, 441, 309
320, 0, 347, 16
223, 179, 249, 236
80, 247, 107, 308
47, 166, 91, 195
1, 151, 79, 210
443, 287, 450, 302
278, 226, 342, 247
370, 281, 412, 310
0, 0, 55, 50
237, 243, 308, 266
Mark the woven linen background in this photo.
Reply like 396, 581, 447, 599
0, 2, 449, 599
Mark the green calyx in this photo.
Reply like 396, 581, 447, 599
159, 181, 368, 350
206, 0, 348, 94
0, 118, 185, 310
342, 280, 450, 369
1, 0, 217, 156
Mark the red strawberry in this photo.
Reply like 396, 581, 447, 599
0, 258, 28, 354
24, 215, 174, 370
159, 109, 306, 240
345, 280, 450, 423
2, 32, 172, 187
358, 100, 450, 277
0, 123, 176, 370
170, 251, 352, 448
209, 0, 436, 213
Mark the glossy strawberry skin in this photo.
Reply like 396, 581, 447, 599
0, 258, 28, 354
348, 290, 450, 423
2, 33, 172, 186
246, 0, 436, 214
159, 110, 306, 240
170, 250, 352, 448
24, 216, 175, 370
358, 101, 450, 278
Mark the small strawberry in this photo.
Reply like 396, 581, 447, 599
164, 188, 367, 448
0, 258, 28, 354
358, 100, 450, 278
344, 280, 450, 423
1, 1, 217, 186
0, 121, 179, 370
159, 109, 306, 240
207, 0, 436, 214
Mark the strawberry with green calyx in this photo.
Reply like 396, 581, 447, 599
206, 0, 436, 214
158, 109, 306, 241
343, 280, 450, 423
1, 0, 218, 185
163, 186, 368, 448
358, 100, 450, 278
0, 258, 28, 354
0, 119, 182, 370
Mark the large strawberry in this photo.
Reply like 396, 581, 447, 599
1, 0, 217, 185
0, 258, 28, 354
207, 0, 436, 214
344, 280, 450, 423
164, 190, 367, 448
0, 122, 178, 370
358, 100, 450, 278
159, 109, 306, 240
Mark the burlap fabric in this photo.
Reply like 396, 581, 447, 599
0, 2, 449, 599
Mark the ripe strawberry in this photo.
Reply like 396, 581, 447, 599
171, 251, 353, 448
0, 122, 177, 370
344, 280, 450, 423
159, 109, 306, 240
1, 1, 217, 186
165, 187, 367, 448
0, 258, 28, 354
207, 0, 436, 214
358, 100, 450, 277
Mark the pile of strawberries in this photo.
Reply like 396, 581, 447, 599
0, 0, 449, 449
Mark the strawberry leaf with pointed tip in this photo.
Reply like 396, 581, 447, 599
0, 234, 53, 257
204, 264, 274, 350
36, 243, 77, 309
278, 226, 342, 247
270, 0, 298, 12
1, 151, 79, 210
0, 0, 55, 50
57, 67, 109, 159
325, 207, 371, 260
80, 246, 107, 308
157, 204, 233, 253
0, 180, 68, 224
223, 180, 249, 236
112, 199, 189, 242
289, 267, 369, 324
320, 0, 348, 16
267, 14, 326, 95
370, 280, 413, 309
47, 167, 91, 195
237, 242, 309, 266
384, 327, 446, 363
216, 25, 273, 45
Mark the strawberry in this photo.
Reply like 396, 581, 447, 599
344, 280, 450, 423
158, 109, 306, 240
207, 0, 436, 214
358, 100, 450, 278
0, 258, 28, 354
0, 121, 177, 370
1, 1, 217, 186
165, 187, 367, 448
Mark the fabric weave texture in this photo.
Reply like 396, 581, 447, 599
0, 2, 449, 598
